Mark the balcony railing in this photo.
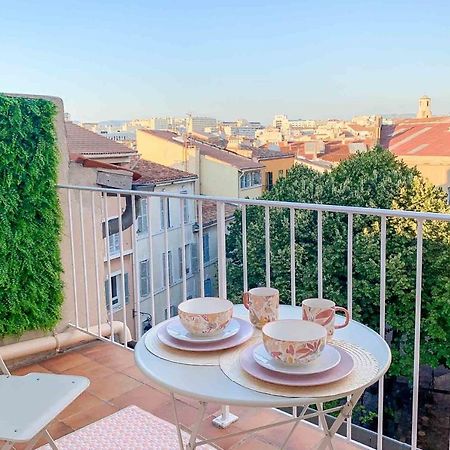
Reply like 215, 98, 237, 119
57, 183, 450, 450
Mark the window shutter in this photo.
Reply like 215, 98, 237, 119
105, 280, 110, 309
124, 273, 130, 304
191, 243, 199, 273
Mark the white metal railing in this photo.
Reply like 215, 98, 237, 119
58, 183, 449, 450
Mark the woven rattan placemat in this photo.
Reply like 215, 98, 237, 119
219, 339, 379, 398
145, 320, 257, 366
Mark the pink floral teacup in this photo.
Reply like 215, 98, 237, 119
302, 298, 350, 341
243, 287, 279, 329
262, 319, 327, 366
178, 297, 233, 336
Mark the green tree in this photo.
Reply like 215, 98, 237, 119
226, 147, 450, 377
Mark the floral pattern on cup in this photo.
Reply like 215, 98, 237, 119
262, 334, 326, 365
179, 309, 232, 336
243, 287, 279, 329
302, 298, 350, 341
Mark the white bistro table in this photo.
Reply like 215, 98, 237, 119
135, 305, 391, 450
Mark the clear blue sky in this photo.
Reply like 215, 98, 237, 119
2, 0, 450, 123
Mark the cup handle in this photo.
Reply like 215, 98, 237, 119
243, 292, 250, 310
334, 306, 350, 329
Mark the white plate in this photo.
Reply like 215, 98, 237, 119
166, 317, 240, 343
253, 343, 341, 375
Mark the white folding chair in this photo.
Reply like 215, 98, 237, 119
0, 353, 89, 450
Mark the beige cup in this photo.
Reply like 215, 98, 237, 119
302, 298, 350, 341
243, 287, 279, 329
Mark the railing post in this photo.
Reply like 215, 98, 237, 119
212, 201, 239, 428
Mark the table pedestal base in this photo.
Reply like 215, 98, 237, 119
212, 406, 239, 429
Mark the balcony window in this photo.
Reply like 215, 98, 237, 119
180, 190, 189, 223
105, 273, 129, 311
162, 251, 173, 286
108, 232, 120, 255
137, 198, 148, 234
139, 260, 150, 297
240, 170, 262, 189
203, 233, 210, 263
160, 197, 171, 229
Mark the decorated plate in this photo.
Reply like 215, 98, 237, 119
253, 343, 341, 375
240, 344, 354, 386
167, 317, 240, 343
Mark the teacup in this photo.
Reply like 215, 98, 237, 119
178, 297, 233, 336
262, 319, 327, 366
302, 298, 350, 341
243, 287, 279, 329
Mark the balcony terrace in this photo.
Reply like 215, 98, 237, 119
3, 341, 360, 450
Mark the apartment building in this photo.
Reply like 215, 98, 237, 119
380, 114, 450, 196
136, 130, 264, 198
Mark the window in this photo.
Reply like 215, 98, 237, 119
108, 232, 120, 255
137, 198, 148, 234
191, 243, 199, 273
139, 260, 150, 297
185, 244, 191, 274
240, 170, 262, 189
160, 197, 171, 229
178, 247, 183, 279
266, 172, 273, 190
204, 278, 213, 296
105, 273, 129, 311
162, 251, 173, 286
203, 233, 210, 262
180, 190, 189, 223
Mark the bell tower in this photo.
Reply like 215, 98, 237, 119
417, 95, 432, 118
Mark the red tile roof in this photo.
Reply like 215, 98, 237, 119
201, 201, 237, 227
251, 148, 295, 160
66, 122, 136, 155
380, 117, 450, 157
142, 130, 263, 170
131, 158, 197, 185
70, 154, 141, 180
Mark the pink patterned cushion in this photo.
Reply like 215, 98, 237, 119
38, 405, 215, 449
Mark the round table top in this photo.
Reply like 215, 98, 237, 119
134, 305, 391, 407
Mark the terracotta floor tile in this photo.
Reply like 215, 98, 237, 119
61, 402, 118, 430
62, 359, 114, 380
88, 371, 141, 401
111, 384, 169, 413
230, 437, 279, 449
40, 352, 91, 373
57, 391, 105, 421
119, 364, 163, 388
12, 363, 52, 376
88, 347, 135, 371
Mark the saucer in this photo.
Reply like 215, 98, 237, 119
253, 343, 341, 375
157, 317, 253, 352
167, 317, 240, 343
240, 344, 354, 387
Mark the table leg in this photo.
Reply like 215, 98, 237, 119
316, 403, 334, 450
280, 405, 309, 449
187, 402, 207, 450
171, 393, 207, 450
315, 389, 364, 450
171, 393, 185, 450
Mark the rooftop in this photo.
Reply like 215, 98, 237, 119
142, 130, 264, 170
252, 148, 295, 161
65, 122, 137, 156
202, 201, 237, 228
4, 342, 358, 450
131, 158, 198, 185
380, 116, 450, 156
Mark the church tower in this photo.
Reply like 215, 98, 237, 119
417, 95, 432, 118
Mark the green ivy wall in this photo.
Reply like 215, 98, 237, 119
0, 94, 63, 336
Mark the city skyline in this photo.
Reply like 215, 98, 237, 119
2, 1, 450, 122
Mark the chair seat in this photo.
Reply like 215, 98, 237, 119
0, 373, 89, 442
